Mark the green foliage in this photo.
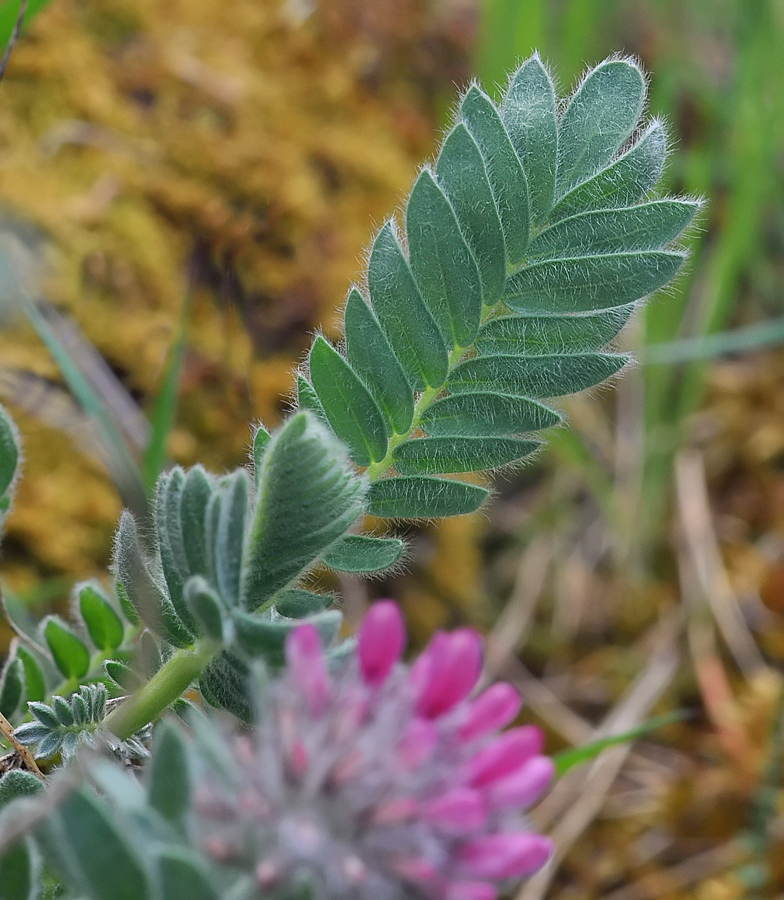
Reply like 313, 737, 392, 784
0, 403, 20, 531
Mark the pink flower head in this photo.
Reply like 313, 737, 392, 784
193, 601, 554, 900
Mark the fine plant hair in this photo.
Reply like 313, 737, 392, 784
0, 54, 699, 900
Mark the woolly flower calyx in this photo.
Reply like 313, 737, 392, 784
193, 601, 554, 900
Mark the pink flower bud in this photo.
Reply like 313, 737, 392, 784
459, 683, 522, 742
467, 726, 544, 787
358, 600, 406, 687
420, 788, 487, 833
415, 628, 483, 719
486, 756, 555, 810
456, 833, 554, 879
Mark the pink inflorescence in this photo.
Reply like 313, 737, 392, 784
193, 601, 555, 900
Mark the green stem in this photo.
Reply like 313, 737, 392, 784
104, 641, 215, 740
365, 341, 475, 481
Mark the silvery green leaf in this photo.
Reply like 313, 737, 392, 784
321, 535, 404, 573
556, 59, 646, 197
309, 336, 390, 465
407, 169, 483, 348
148, 720, 191, 823
0, 837, 38, 900
344, 288, 414, 434
461, 84, 530, 264
527, 200, 699, 260
393, 436, 541, 475
421, 392, 561, 437
367, 221, 449, 391
296, 373, 328, 423
367, 476, 489, 518
0, 656, 23, 719
185, 577, 230, 644
113, 511, 193, 648
215, 470, 250, 607
252, 424, 271, 488
475, 308, 634, 356
447, 353, 629, 398
180, 465, 213, 577
241, 413, 365, 611
157, 847, 219, 900
503, 251, 685, 314
273, 589, 335, 619
436, 125, 506, 305
43, 617, 90, 681
501, 54, 558, 225
78, 582, 125, 653
551, 120, 666, 221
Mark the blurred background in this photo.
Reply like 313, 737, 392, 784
0, 0, 783, 896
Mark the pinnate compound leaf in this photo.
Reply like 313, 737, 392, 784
393, 436, 540, 475
421, 392, 561, 437
344, 288, 414, 434
148, 721, 191, 822
367, 476, 489, 518
368, 222, 448, 391
461, 85, 530, 265
43, 618, 90, 680
309, 336, 389, 465
447, 353, 629, 399
436, 125, 506, 305
241, 413, 365, 611
556, 59, 645, 197
321, 535, 404, 573
503, 251, 685, 314
475, 309, 634, 356
528, 200, 699, 260
41, 788, 152, 900
78, 583, 124, 652
501, 54, 558, 225
157, 848, 219, 900
407, 170, 482, 348
551, 120, 666, 222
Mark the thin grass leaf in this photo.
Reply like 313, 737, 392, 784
142, 288, 192, 490
553, 711, 688, 776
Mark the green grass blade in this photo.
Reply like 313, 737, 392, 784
142, 288, 192, 491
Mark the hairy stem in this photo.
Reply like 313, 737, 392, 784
104, 641, 215, 740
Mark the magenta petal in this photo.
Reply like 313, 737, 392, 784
444, 881, 498, 900
456, 833, 554, 879
359, 600, 407, 687
459, 683, 522, 742
285, 624, 330, 716
486, 756, 555, 810
467, 726, 544, 787
415, 629, 484, 719
420, 788, 487, 833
